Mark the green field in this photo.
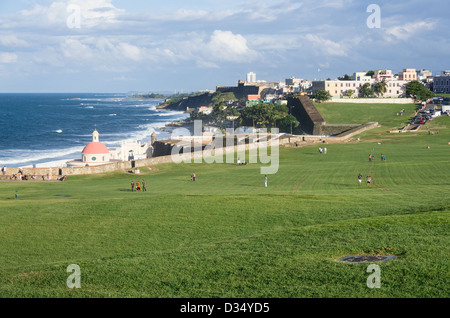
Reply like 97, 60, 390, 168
0, 104, 449, 298
314, 102, 417, 127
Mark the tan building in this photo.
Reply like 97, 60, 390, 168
312, 80, 374, 98
398, 68, 417, 82
312, 78, 407, 98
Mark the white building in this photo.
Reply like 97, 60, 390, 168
110, 141, 152, 161
353, 72, 373, 82
417, 69, 432, 81
246, 72, 256, 83
67, 129, 114, 167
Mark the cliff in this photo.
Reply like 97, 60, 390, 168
157, 91, 239, 111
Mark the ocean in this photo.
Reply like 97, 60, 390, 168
0, 93, 189, 168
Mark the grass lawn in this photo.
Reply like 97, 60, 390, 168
314, 102, 418, 127
0, 112, 448, 298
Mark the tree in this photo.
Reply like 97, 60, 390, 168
278, 114, 299, 134
406, 81, 435, 101
346, 89, 354, 98
338, 74, 353, 81
239, 103, 295, 132
365, 71, 375, 77
315, 89, 332, 102
360, 83, 375, 97
373, 80, 387, 97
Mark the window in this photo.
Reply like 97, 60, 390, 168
92, 157, 97, 161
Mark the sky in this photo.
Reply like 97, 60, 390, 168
0, 0, 449, 93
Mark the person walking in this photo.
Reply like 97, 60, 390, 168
131, 181, 135, 192
366, 176, 372, 186
192, 173, 196, 181
264, 175, 268, 188
358, 173, 362, 186
1, 166, 6, 175
142, 180, 147, 191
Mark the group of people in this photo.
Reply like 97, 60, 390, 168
358, 173, 372, 186
10, 170, 35, 181
131, 180, 147, 192
318, 147, 327, 154
369, 153, 386, 161
237, 158, 248, 165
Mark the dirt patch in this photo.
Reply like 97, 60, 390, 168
337, 255, 397, 263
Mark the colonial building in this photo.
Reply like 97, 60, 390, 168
66, 129, 113, 167
373, 70, 394, 82
398, 68, 417, 82
433, 73, 450, 94
81, 129, 111, 165
312, 78, 407, 98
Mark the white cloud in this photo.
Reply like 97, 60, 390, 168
0, 35, 28, 47
117, 42, 142, 61
20, 0, 124, 29
61, 38, 95, 61
0, 53, 18, 63
206, 30, 259, 63
302, 34, 348, 56
385, 21, 436, 41
245, 0, 303, 22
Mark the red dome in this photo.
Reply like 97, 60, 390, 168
82, 142, 110, 154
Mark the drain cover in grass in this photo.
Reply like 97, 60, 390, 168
338, 255, 397, 263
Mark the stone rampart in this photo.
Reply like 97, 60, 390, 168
1, 122, 379, 178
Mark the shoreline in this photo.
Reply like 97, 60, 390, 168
1, 107, 191, 169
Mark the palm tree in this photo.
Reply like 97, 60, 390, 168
374, 79, 387, 97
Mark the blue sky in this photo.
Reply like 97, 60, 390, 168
0, 0, 449, 93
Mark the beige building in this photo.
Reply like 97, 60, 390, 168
417, 69, 432, 81
353, 72, 372, 82
312, 78, 407, 98
312, 80, 374, 98
398, 68, 417, 82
